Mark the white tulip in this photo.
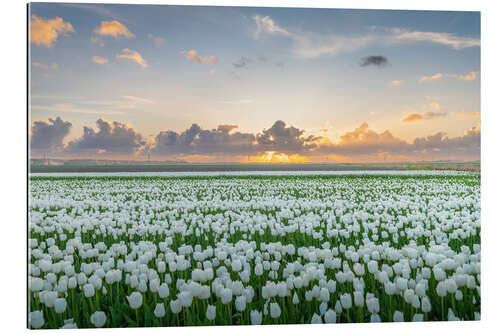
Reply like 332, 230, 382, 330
324, 309, 337, 323
393, 311, 404, 322
311, 313, 322, 324
340, 293, 352, 309
235, 295, 246, 312
292, 292, 299, 305
90, 311, 107, 327
270, 302, 281, 318
127, 291, 143, 309
206, 305, 216, 321
54, 298, 67, 314
170, 299, 182, 314
154, 303, 166, 318
250, 310, 262, 325
29, 310, 44, 329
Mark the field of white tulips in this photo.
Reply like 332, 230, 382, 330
28, 172, 480, 328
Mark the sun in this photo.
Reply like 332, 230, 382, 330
246, 151, 310, 163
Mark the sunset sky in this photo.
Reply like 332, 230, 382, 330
29, 3, 480, 162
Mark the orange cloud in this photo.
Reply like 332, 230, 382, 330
183, 50, 219, 64
401, 111, 447, 123
30, 15, 74, 47
147, 33, 166, 45
388, 80, 403, 87
447, 71, 478, 81
419, 73, 443, 82
458, 111, 480, 117
116, 49, 148, 68
92, 56, 108, 65
94, 21, 135, 38
401, 113, 423, 123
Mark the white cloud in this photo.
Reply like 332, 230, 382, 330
122, 95, 154, 104
253, 15, 291, 39
251, 17, 479, 59
390, 28, 480, 50
220, 99, 253, 105
31, 103, 124, 115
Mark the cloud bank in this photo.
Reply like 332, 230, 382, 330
30, 117, 480, 161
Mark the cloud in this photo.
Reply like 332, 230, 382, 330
116, 48, 148, 68
252, 17, 479, 59
182, 50, 219, 64
255, 120, 321, 154
391, 28, 480, 50
217, 125, 238, 133
446, 71, 478, 81
220, 99, 253, 105
94, 20, 134, 38
31, 103, 124, 115
318, 122, 479, 161
429, 102, 442, 111
33, 117, 479, 161
122, 95, 153, 104
318, 122, 409, 156
233, 56, 253, 69
411, 123, 480, 159
401, 111, 447, 123
457, 109, 480, 117
419, 73, 443, 82
253, 15, 290, 39
30, 117, 72, 151
32, 62, 58, 70
360, 55, 388, 67
389, 80, 403, 87
148, 120, 319, 156
92, 56, 108, 65
91, 36, 105, 47
147, 33, 166, 45
30, 15, 74, 47
149, 124, 255, 156
66, 119, 145, 155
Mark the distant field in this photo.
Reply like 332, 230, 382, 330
29, 162, 480, 173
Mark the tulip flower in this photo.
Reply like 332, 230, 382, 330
250, 310, 262, 325
127, 291, 143, 309
90, 311, 107, 327
154, 303, 166, 318
206, 305, 216, 321
29, 311, 45, 329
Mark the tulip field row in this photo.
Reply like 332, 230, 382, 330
28, 173, 480, 328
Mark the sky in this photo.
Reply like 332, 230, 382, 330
29, 3, 480, 162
